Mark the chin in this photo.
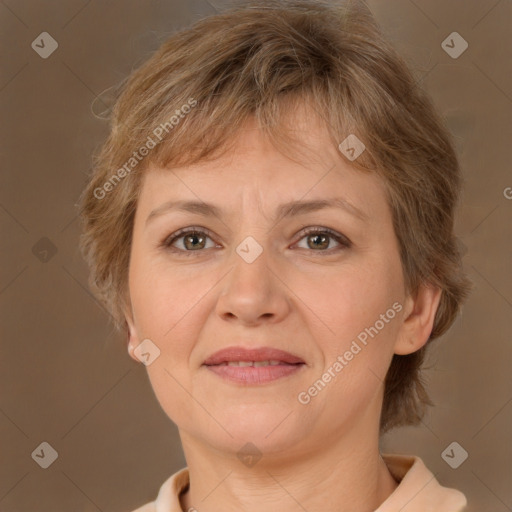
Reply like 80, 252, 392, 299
217, 415, 305, 451
214, 431, 300, 459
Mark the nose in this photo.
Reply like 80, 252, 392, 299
215, 241, 291, 326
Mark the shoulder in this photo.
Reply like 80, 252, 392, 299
128, 467, 190, 512
378, 453, 467, 512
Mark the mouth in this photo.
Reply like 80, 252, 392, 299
203, 346, 305, 365
210, 360, 299, 367
202, 346, 306, 385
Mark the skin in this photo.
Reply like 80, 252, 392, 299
125, 105, 441, 512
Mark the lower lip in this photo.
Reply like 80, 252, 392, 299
204, 363, 305, 384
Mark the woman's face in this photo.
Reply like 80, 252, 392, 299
126, 111, 413, 458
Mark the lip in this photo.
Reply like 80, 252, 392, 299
203, 346, 305, 365
202, 346, 306, 385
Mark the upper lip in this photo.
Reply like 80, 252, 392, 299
203, 346, 305, 365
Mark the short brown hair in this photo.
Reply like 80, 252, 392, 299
78, 0, 471, 433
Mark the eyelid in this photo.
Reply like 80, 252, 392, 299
293, 226, 352, 249
160, 226, 219, 248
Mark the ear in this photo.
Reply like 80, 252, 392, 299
123, 303, 142, 363
394, 283, 442, 355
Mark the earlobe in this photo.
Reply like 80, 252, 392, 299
394, 284, 442, 356
127, 331, 141, 363
123, 305, 141, 362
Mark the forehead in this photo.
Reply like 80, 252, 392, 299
136, 107, 388, 224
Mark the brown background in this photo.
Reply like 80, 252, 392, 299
1, 0, 511, 511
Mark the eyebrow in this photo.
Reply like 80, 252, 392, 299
145, 197, 368, 226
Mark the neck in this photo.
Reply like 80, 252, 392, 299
178, 419, 398, 512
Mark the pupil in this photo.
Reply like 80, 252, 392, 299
186, 233, 204, 250
310, 233, 328, 249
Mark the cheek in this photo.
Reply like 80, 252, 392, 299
128, 256, 216, 369
298, 259, 404, 409
129, 251, 200, 331
294, 258, 402, 346
128, 259, 208, 421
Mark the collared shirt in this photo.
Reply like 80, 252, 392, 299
131, 453, 467, 512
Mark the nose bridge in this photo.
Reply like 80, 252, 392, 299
215, 229, 290, 323
228, 190, 275, 271
229, 230, 272, 293
226, 182, 292, 287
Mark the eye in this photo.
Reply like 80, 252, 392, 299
160, 226, 351, 257
161, 227, 217, 256
294, 227, 351, 253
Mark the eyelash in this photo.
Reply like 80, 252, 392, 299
160, 225, 352, 257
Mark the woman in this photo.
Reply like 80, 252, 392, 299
79, 1, 471, 510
